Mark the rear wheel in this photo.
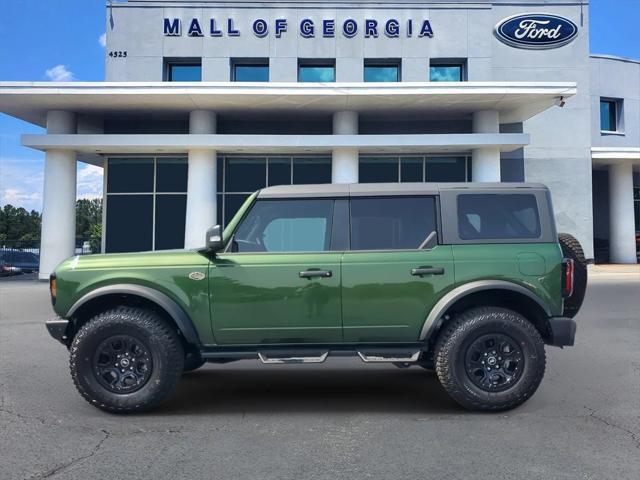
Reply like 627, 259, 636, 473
69, 307, 184, 413
558, 233, 587, 318
434, 307, 546, 412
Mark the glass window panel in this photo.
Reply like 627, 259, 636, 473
234, 65, 269, 82
106, 195, 153, 253
430, 65, 462, 82
217, 157, 223, 191
268, 158, 292, 186
155, 195, 187, 250
233, 199, 334, 253
217, 194, 223, 227
364, 65, 399, 82
224, 194, 250, 226
359, 157, 399, 183
168, 64, 202, 81
156, 157, 188, 192
298, 65, 335, 82
293, 157, 332, 184
457, 194, 541, 240
426, 157, 467, 182
350, 197, 437, 250
107, 158, 154, 193
225, 157, 266, 192
400, 157, 423, 182
600, 100, 617, 131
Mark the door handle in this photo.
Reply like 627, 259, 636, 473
411, 266, 445, 276
299, 270, 332, 279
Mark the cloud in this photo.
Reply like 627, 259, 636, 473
76, 163, 104, 200
2, 188, 41, 205
98, 33, 106, 48
0, 157, 44, 211
44, 64, 74, 82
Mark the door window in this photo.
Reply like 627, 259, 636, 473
350, 197, 437, 250
232, 199, 334, 253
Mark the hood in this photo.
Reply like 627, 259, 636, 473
55, 249, 209, 272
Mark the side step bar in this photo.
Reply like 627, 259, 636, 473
356, 350, 421, 363
257, 352, 329, 364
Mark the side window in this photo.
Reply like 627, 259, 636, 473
232, 199, 334, 253
350, 197, 437, 250
457, 194, 541, 240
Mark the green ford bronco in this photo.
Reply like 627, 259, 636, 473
46, 183, 587, 413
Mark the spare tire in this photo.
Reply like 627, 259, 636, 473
558, 233, 588, 318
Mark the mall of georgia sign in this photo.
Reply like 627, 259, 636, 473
494, 13, 578, 49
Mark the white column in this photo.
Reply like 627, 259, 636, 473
184, 110, 217, 249
332, 111, 358, 183
471, 110, 501, 182
608, 162, 637, 264
39, 111, 77, 280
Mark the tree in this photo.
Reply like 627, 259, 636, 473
76, 199, 102, 253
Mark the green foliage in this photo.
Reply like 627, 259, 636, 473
0, 199, 103, 251
0, 205, 42, 246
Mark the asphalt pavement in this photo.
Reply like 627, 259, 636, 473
1, 270, 639, 480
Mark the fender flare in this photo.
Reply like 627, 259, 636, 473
66, 284, 201, 345
419, 280, 552, 341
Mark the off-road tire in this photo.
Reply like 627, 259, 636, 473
69, 307, 184, 413
558, 233, 587, 318
434, 307, 546, 412
183, 352, 206, 373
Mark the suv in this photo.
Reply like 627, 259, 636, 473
46, 183, 587, 413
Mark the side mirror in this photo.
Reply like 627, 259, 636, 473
205, 225, 224, 252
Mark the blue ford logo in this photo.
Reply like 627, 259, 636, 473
494, 13, 578, 49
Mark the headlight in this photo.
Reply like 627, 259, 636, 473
49, 274, 57, 305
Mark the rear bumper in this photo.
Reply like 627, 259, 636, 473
45, 319, 71, 345
547, 317, 576, 347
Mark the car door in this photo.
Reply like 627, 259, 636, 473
341, 195, 454, 343
209, 198, 344, 345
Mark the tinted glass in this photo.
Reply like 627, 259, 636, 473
233, 199, 334, 253
225, 157, 266, 192
107, 158, 154, 193
364, 65, 399, 82
457, 194, 541, 240
155, 195, 187, 250
430, 65, 462, 82
359, 157, 398, 183
106, 195, 153, 252
293, 157, 331, 184
217, 193, 223, 227
156, 158, 188, 192
224, 194, 250, 226
426, 157, 467, 182
298, 65, 335, 82
168, 64, 202, 81
400, 157, 423, 182
600, 100, 617, 131
234, 64, 269, 82
350, 197, 437, 250
268, 158, 291, 186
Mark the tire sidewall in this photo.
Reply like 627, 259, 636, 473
71, 310, 183, 412
436, 308, 546, 410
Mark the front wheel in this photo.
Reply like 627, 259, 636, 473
434, 307, 546, 412
69, 307, 184, 413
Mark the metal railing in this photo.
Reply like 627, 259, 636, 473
0, 238, 99, 257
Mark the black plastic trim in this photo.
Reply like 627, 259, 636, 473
547, 316, 576, 347
45, 319, 71, 345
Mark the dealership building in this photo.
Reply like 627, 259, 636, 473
0, 0, 638, 279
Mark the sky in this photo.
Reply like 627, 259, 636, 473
0, 0, 639, 212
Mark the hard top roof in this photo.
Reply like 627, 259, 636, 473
257, 182, 548, 198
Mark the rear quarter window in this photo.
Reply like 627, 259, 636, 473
457, 194, 541, 240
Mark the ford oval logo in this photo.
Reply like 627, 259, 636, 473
494, 13, 578, 49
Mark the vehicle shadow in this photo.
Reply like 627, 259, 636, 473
157, 364, 462, 416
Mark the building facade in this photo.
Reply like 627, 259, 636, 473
0, 0, 638, 279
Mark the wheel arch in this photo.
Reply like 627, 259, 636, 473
420, 280, 553, 343
66, 284, 201, 347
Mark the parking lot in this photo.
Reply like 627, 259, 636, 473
1, 269, 639, 480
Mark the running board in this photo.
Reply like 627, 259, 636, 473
356, 350, 421, 363
257, 352, 329, 364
